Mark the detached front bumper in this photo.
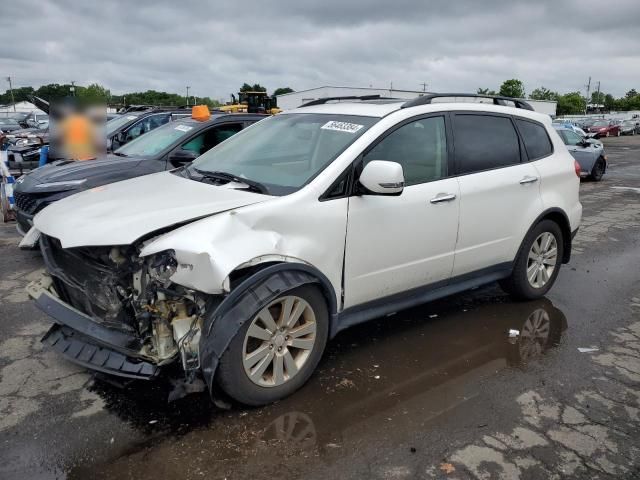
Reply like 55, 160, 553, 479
28, 275, 159, 380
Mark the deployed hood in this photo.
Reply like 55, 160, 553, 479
16, 155, 157, 194
34, 171, 271, 248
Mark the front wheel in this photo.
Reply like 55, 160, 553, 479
500, 220, 564, 300
617, 129, 621, 137
216, 285, 329, 406
590, 157, 606, 181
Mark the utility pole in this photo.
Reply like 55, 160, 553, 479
70, 80, 76, 97
584, 76, 591, 114
6, 77, 16, 112
420, 82, 428, 92
596, 81, 601, 110
186, 86, 190, 106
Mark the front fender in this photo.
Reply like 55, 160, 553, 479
198, 264, 337, 394
139, 196, 347, 299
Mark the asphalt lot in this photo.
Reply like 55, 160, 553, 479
1, 135, 639, 479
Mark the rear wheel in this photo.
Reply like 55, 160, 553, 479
617, 129, 621, 137
605, 131, 610, 137
590, 157, 606, 181
216, 285, 329, 406
500, 220, 564, 300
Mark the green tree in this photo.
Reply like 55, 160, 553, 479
239, 83, 267, 93
273, 87, 294, 96
0, 86, 35, 104
529, 87, 557, 101
78, 83, 110, 105
604, 94, 616, 111
556, 92, 585, 116
498, 79, 525, 98
625, 89, 638, 99
34, 83, 77, 102
590, 91, 607, 105
476, 87, 496, 95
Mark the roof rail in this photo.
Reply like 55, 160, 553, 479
299, 95, 383, 107
401, 93, 534, 111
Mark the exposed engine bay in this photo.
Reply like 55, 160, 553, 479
39, 234, 207, 376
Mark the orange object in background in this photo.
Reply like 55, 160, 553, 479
191, 105, 211, 121
60, 113, 97, 161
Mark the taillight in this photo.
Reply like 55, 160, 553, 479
574, 160, 581, 177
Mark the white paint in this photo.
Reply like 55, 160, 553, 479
34, 101, 579, 310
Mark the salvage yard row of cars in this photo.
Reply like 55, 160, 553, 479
12, 94, 583, 406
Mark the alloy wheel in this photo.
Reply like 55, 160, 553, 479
243, 295, 317, 387
526, 232, 558, 289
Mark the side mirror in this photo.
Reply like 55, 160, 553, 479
358, 160, 404, 195
169, 149, 198, 166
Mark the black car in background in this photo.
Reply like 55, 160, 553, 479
103, 108, 192, 151
13, 112, 266, 240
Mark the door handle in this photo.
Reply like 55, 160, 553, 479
430, 193, 457, 204
519, 176, 539, 185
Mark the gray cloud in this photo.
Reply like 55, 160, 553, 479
1, 0, 639, 101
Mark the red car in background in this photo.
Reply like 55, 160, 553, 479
588, 120, 621, 138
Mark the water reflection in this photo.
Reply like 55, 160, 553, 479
70, 294, 567, 479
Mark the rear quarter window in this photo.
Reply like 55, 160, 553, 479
515, 119, 553, 160
452, 114, 521, 174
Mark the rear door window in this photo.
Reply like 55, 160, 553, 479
452, 114, 521, 174
515, 119, 553, 160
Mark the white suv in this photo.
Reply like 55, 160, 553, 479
28, 94, 582, 406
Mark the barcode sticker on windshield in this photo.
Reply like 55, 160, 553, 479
174, 125, 193, 132
321, 121, 364, 134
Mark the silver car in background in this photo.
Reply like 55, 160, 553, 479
620, 119, 638, 135
555, 126, 607, 181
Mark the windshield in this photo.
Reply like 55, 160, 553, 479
115, 121, 196, 157
105, 114, 140, 136
593, 121, 609, 127
622, 120, 635, 126
0, 118, 18, 125
190, 113, 377, 195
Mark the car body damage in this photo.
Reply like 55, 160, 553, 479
30, 167, 348, 395
139, 191, 348, 298
28, 99, 580, 406
33, 170, 272, 248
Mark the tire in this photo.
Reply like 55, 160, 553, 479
617, 129, 621, 137
605, 131, 610, 137
590, 157, 606, 181
499, 220, 564, 300
216, 284, 329, 406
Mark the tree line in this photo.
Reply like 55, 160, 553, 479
0, 82, 296, 109
477, 79, 640, 116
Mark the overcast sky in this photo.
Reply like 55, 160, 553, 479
2, 0, 639, 101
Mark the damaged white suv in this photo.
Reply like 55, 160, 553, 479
28, 94, 582, 406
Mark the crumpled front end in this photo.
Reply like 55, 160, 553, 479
30, 234, 212, 383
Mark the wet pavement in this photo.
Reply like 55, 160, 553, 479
1, 136, 640, 479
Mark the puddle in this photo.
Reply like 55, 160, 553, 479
64, 291, 567, 479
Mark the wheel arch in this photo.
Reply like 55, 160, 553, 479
519, 208, 573, 264
199, 262, 338, 395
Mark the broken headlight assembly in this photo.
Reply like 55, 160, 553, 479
148, 249, 178, 286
